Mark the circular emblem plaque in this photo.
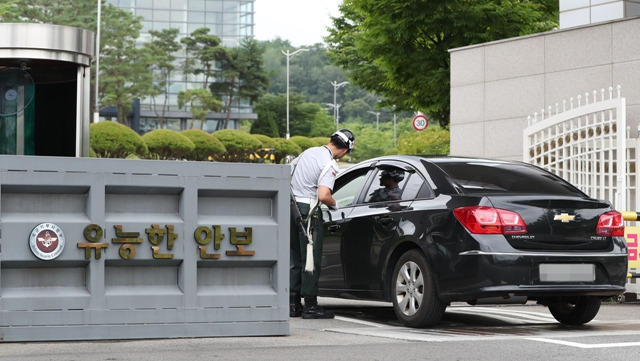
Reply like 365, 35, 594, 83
29, 223, 65, 260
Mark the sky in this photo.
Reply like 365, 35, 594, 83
253, 0, 342, 47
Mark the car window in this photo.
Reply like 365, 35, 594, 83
401, 173, 428, 199
364, 169, 407, 203
332, 171, 369, 208
435, 161, 586, 196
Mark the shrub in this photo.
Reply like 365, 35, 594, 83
181, 129, 226, 161
212, 129, 262, 162
396, 127, 450, 155
273, 138, 302, 164
310, 136, 329, 147
90, 121, 148, 158
252, 134, 277, 149
289, 136, 315, 152
142, 129, 195, 160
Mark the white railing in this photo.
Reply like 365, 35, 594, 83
523, 86, 628, 211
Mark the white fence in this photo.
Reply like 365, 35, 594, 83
523, 86, 630, 211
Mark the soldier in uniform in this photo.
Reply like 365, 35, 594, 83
290, 129, 356, 319
369, 169, 404, 202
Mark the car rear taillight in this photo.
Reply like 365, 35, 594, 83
596, 211, 624, 237
453, 206, 527, 235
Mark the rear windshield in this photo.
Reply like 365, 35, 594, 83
435, 161, 586, 196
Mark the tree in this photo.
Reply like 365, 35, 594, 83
99, 4, 153, 125
396, 127, 450, 155
252, 93, 329, 138
144, 28, 181, 127
177, 88, 223, 130
211, 37, 270, 129
181, 27, 227, 90
250, 110, 279, 137
0, 0, 21, 21
326, 0, 558, 127
5, 0, 97, 27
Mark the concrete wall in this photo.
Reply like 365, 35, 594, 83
450, 16, 640, 160
0, 155, 290, 342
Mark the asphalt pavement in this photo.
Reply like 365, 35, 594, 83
2, 298, 640, 361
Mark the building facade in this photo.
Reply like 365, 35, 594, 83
449, 6, 640, 160
105, 0, 256, 133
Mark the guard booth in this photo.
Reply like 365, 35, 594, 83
0, 23, 93, 157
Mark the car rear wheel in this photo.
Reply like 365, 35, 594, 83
548, 296, 601, 325
391, 249, 446, 327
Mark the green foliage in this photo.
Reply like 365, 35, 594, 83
252, 134, 303, 164
273, 138, 302, 164
181, 27, 227, 89
310, 136, 329, 147
348, 126, 394, 162
142, 129, 195, 160
250, 110, 280, 137
326, 0, 558, 127
211, 37, 270, 129
252, 93, 331, 138
99, 4, 152, 125
289, 136, 315, 152
308, 110, 336, 137
252, 134, 277, 149
212, 129, 262, 162
262, 39, 357, 106
181, 129, 227, 161
5, 0, 97, 28
396, 127, 450, 155
90, 121, 148, 158
0, 0, 22, 22
178, 88, 223, 130
144, 28, 181, 127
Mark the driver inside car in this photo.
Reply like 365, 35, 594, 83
368, 169, 404, 202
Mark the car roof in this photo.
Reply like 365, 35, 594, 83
366, 155, 526, 166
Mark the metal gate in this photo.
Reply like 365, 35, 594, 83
523, 86, 628, 211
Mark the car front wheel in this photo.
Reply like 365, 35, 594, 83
548, 296, 601, 325
391, 249, 446, 328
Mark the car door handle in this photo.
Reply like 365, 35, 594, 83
378, 217, 394, 225
328, 225, 341, 232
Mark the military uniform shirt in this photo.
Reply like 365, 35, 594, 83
291, 145, 337, 198
369, 186, 402, 202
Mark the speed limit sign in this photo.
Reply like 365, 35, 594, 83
412, 114, 428, 131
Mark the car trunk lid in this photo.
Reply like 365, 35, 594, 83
486, 195, 614, 251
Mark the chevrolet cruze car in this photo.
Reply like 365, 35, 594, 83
318, 156, 628, 327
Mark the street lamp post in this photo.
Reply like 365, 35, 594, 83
282, 48, 309, 139
326, 103, 341, 128
367, 110, 380, 130
393, 111, 397, 147
94, 0, 101, 123
331, 81, 348, 129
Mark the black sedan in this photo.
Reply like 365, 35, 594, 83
318, 156, 628, 327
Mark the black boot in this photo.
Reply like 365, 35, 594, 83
290, 293, 303, 317
302, 296, 334, 319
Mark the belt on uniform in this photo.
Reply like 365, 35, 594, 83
295, 197, 315, 204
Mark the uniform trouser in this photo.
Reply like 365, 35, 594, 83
290, 202, 324, 298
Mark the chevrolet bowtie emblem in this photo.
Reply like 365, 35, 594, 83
554, 213, 576, 223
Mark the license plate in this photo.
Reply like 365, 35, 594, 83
539, 263, 595, 282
